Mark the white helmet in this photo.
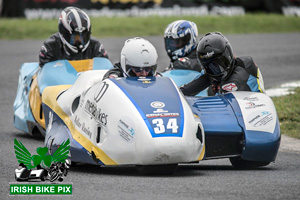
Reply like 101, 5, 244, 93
120, 37, 158, 77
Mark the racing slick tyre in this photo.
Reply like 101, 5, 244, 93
229, 157, 270, 169
136, 164, 178, 175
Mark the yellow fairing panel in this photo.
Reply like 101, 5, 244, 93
29, 75, 45, 129
197, 144, 205, 161
42, 85, 117, 165
69, 59, 94, 72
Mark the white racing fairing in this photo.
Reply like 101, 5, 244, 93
42, 71, 205, 166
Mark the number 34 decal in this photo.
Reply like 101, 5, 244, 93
152, 118, 178, 134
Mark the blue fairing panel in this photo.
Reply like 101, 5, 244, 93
186, 95, 243, 158
187, 93, 280, 162
186, 96, 242, 134
38, 58, 113, 93
162, 69, 207, 97
13, 62, 40, 133
224, 93, 280, 162
110, 77, 184, 137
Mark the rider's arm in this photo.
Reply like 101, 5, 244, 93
180, 73, 211, 96
39, 43, 58, 67
39, 34, 61, 67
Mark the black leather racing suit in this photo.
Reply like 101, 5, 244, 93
103, 63, 124, 79
180, 56, 265, 96
39, 32, 108, 67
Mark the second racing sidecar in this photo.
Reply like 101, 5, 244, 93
13, 58, 113, 137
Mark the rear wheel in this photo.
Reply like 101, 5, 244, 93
230, 157, 270, 169
136, 164, 178, 175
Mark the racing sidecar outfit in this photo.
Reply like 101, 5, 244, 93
164, 49, 202, 73
180, 56, 265, 96
39, 32, 108, 67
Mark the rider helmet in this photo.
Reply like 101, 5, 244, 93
120, 37, 158, 77
197, 32, 234, 82
58, 7, 91, 55
164, 20, 198, 61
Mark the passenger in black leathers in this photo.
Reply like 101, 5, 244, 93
180, 32, 265, 96
39, 7, 108, 67
163, 20, 202, 72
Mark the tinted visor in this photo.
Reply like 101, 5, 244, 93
201, 57, 228, 77
165, 33, 191, 52
68, 30, 90, 47
126, 65, 157, 76
131, 66, 153, 73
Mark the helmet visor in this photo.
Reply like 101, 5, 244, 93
164, 34, 191, 52
201, 57, 227, 77
126, 65, 157, 76
69, 30, 90, 47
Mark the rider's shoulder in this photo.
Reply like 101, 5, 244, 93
90, 36, 101, 45
235, 56, 258, 76
43, 32, 62, 49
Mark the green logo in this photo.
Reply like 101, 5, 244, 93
14, 139, 71, 182
14, 139, 70, 169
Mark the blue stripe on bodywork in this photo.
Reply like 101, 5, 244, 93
110, 77, 184, 137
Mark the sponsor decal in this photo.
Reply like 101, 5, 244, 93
75, 115, 93, 138
146, 113, 179, 118
200, 51, 214, 59
84, 100, 108, 126
74, 27, 86, 32
178, 57, 187, 62
243, 96, 259, 101
222, 83, 238, 91
247, 111, 274, 128
94, 81, 109, 103
150, 101, 165, 108
137, 77, 151, 81
153, 108, 168, 113
118, 119, 135, 143
53, 62, 63, 68
245, 102, 265, 109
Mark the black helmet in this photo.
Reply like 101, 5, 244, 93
197, 32, 234, 81
58, 7, 91, 54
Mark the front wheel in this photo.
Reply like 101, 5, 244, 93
229, 157, 270, 169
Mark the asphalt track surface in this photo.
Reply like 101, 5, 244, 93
1, 33, 300, 199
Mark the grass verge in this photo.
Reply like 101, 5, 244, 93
272, 87, 300, 139
0, 14, 300, 39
